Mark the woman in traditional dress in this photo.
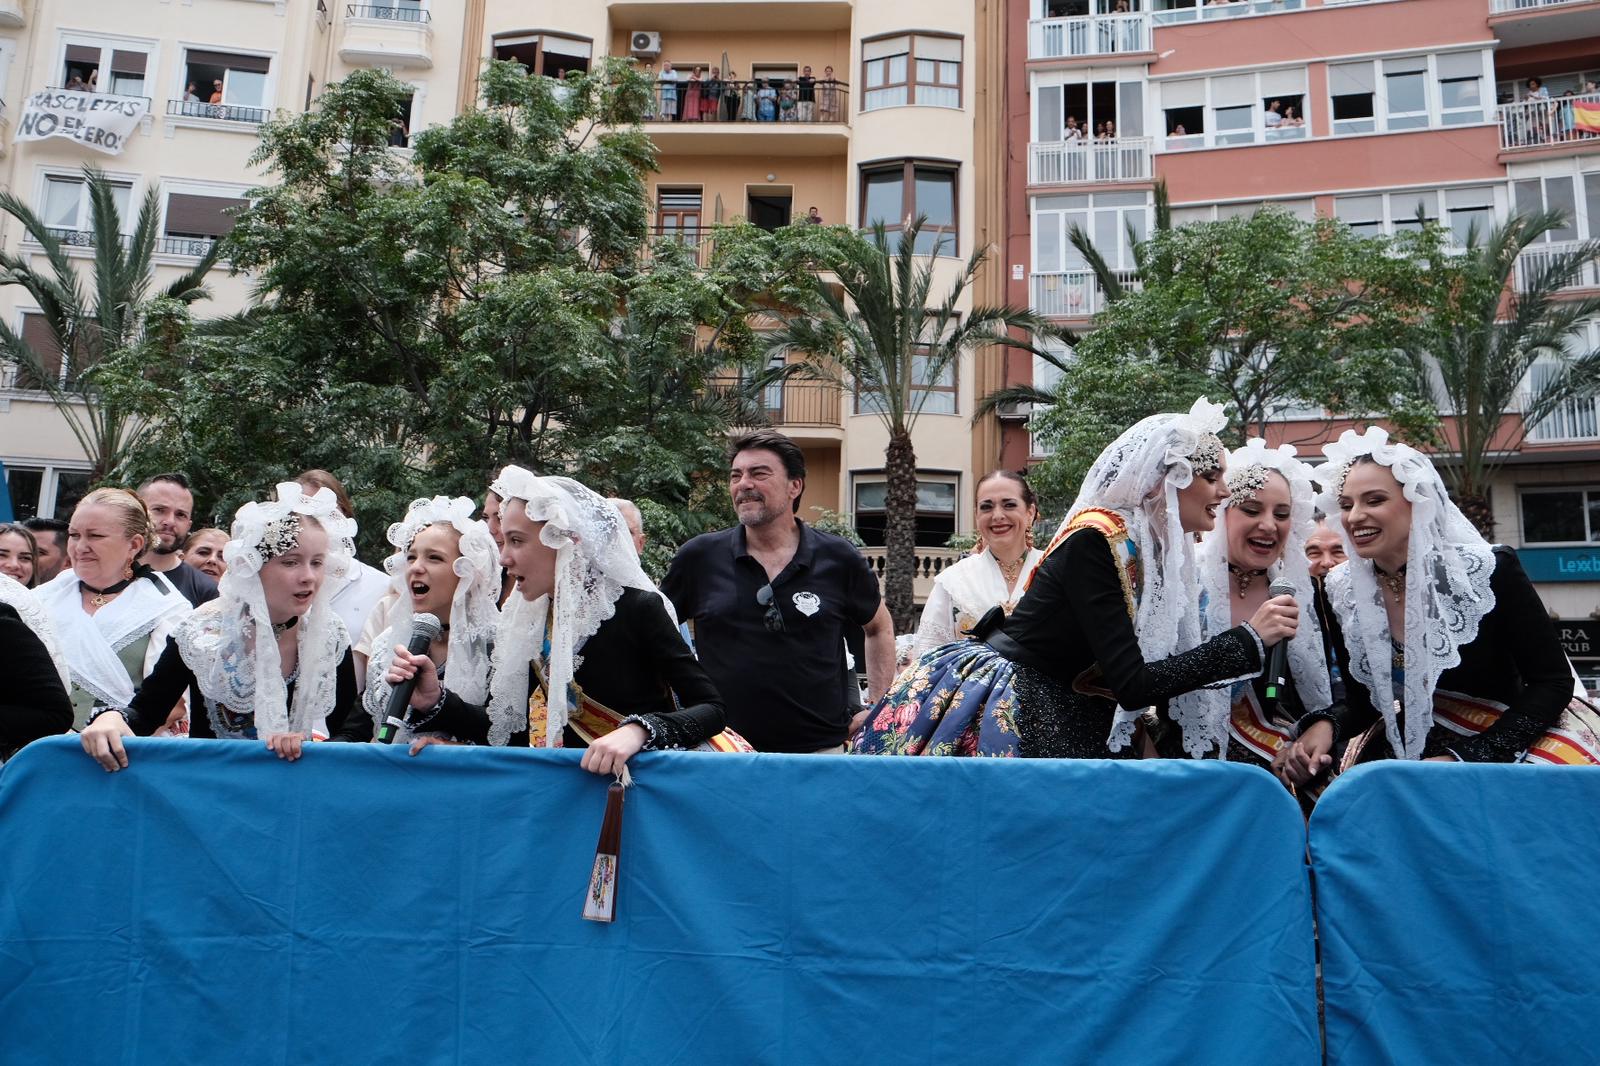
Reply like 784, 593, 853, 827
852, 470, 1044, 756
36, 488, 192, 731
362, 495, 499, 745
78, 483, 372, 771
1278, 428, 1600, 782
1182, 439, 1336, 791
0, 573, 73, 760
861, 399, 1300, 760
390, 469, 743, 774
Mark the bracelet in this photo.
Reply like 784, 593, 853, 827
85, 705, 131, 729
408, 687, 448, 729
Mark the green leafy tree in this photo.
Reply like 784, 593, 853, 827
768, 217, 1046, 630
1396, 212, 1600, 536
1026, 208, 1434, 501
0, 167, 223, 481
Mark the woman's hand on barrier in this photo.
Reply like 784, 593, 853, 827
1274, 720, 1333, 786
408, 735, 463, 756
265, 732, 305, 761
81, 712, 134, 772
1248, 594, 1300, 646
581, 723, 647, 776
386, 646, 441, 709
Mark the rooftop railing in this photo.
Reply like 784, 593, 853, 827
347, 3, 431, 22
1151, 0, 1305, 23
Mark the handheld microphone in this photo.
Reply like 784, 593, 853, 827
1263, 578, 1295, 705
378, 612, 442, 744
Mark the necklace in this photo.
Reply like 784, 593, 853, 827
994, 551, 1025, 586
272, 616, 299, 635
80, 574, 135, 608
1375, 562, 1406, 599
1227, 562, 1266, 599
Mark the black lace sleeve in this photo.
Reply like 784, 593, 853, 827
626, 592, 726, 749
0, 605, 73, 753
1061, 529, 1264, 708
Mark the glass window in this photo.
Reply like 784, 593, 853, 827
1522, 490, 1588, 544
40, 177, 132, 234
862, 169, 904, 228
1384, 71, 1428, 129
1213, 104, 1254, 145
852, 477, 959, 547
862, 34, 961, 110
860, 162, 958, 256
225, 69, 268, 107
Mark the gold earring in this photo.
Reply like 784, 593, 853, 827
1025, 526, 1035, 550
123, 563, 135, 580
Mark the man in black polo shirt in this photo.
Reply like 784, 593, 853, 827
661, 430, 894, 753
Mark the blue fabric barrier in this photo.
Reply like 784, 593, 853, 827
1310, 762, 1600, 1065
1, 739, 1319, 1065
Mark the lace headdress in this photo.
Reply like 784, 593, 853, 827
0, 572, 71, 693
363, 497, 501, 729
1311, 427, 1496, 759
1052, 396, 1230, 751
176, 483, 358, 738
486, 468, 669, 746
1185, 438, 1332, 757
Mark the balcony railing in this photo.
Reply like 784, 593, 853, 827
712, 377, 844, 429
1526, 393, 1600, 443
860, 546, 965, 586
1030, 137, 1152, 184
647, 227, 712, 267
167, 98, 269, 124
1490, 0, 1593, 11
1030, 269, 1141, 318
1514, 239, 1600, 292
157, 235, 218, 257
1028, 13, 1149, 59
1162, 122, 1308, 152
646, 79, 849, 124
25, 226, 132, 250
1498, 91, 1600, 151
1151, 0, 1306, 24
347, 3, 430, 21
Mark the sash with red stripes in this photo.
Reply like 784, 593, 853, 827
1226, 686, 1294, 764
1034, 507, 1139, 621
1432, 689, 1600, 766
529, 659, 754, 752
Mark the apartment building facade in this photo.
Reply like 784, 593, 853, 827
1006, 0, 1600, 681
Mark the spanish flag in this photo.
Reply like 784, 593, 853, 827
1575, 100, 1600, 135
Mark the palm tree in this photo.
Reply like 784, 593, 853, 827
1403, 210, 1600, 536
0, 166, 224, 481
973, 183, 1172, 424
768, 216, 1047, 630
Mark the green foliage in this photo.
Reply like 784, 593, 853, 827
810, 509, 866, 547
97, 64, 831, 558
944, 530, 978, 554
1029, 208, 1434, 496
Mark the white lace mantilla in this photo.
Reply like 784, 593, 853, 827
34, 568, 190, 710
1312, 427, 1496, 759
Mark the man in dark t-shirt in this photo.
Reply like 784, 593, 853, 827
796, 65, 817, 122
137, 473, 218, 608
661, 430, 894, 752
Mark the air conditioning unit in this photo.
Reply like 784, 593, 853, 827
996, 400, 1032, 421
630, 31, 662, 57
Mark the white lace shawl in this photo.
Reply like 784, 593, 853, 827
485, 470, 672, 747
34, 568, 191, 709
181, 483, 358, 739
1047, 397, 1232, 752
912, 548, 1045, 658
1311, 427, 1497, 760
363, 496, 501, 737
1187, 439, 1332, 758
0, 573, 71, 692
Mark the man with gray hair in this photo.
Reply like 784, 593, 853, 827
608, 498, 645, 556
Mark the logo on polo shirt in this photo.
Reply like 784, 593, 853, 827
792, 591, 821, 617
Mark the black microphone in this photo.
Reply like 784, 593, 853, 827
378, 612, 442, 744
1262, 578, 1295, 705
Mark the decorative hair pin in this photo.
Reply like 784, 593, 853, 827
1225, 464, 1270, 508
1190, 433, 1225, 475
256, 515, 301, 560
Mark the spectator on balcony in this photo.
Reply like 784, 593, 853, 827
1104, 118, 1117, 140
683, 67, 703, 122
797, 66, 817, 122
1264, 99, 1283, 128
739, 75, 759, 121
657, 61, 678, 122
87, 71, 98, 92
659, 429, 894, 754
721, 69, 741, 120
1282, 105, 1304, 128
184, 82, 201, 104
1171, 122, 1188, 136
818, 65, 842, 122
641, 63, 656, 118
757, 80, 778, 122
65, 70, 87, 91
1065, 115, 1083, 141
805, 206, 823, 225
779, 81, 799, 122
703, 67, 726, 121
1526, 76, 1549, 100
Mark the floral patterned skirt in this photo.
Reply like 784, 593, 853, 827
852, 640, 1020, 757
